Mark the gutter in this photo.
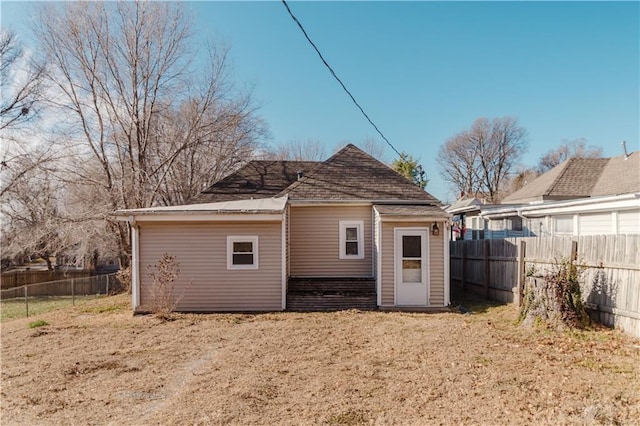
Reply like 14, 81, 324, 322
516, 193, 640, 217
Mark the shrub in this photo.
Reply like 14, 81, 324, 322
146, 253, 181, 319
115, 267, 132, 294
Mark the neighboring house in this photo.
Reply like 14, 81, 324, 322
116, 144, 450, 312
446, 197, 525, 240
480, 151, 640, 238
446, 197, 486, 241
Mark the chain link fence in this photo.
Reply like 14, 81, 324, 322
1, 273, 123, 320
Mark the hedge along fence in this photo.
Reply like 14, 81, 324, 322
0, 274, 122, 318
450, 235, 640, 339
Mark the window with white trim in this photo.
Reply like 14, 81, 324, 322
555, 215, 573, 235
339, 220, 364, 260
227, 236, 259, 269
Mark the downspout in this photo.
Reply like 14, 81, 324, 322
444, 220, 451, 306
129, 216, 141, 311
516, 208, 529, 237
281, 209, 287, 311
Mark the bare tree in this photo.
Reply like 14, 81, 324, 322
30, 1, 266, 262
504, 166, 540, 195
152, 98, 266, 206
437, 129, 481, 197
357, 137, 387, 161
267, 138, 327, 161
438, 117, 527, 202
0, 30, 44, 132
537, 138, 603, 173
0, 166, 69, 270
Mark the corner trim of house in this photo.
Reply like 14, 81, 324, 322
281, 214, 287, 311
444, 221, 450, 306
375, 210, 382, 306
131, 223, 140, 310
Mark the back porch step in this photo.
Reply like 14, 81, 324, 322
286, 277, 377, 311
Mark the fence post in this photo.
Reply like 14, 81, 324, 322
71, 278, 75, 306
461, 242, 467, 291
570, 240, 578, 262
106, 275, 110, 295
24, 285, 29, 318
483, 240, 490, 300
517, 240, 526, 306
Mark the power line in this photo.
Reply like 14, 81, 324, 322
281, 0, 402, 158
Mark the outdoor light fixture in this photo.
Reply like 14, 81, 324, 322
432, 223, 440, 236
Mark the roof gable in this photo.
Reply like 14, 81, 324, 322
502, 157, 609, 203
503, 151, 640, 204
279, 144, 439, 202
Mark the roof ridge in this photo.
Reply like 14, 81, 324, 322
275, 156, 330, 196
276, 144, 359, 196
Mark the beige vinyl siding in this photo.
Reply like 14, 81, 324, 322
289, 205, 373, 277
379, 221, 446, 307
429, 231, 445, 306
380, 222, 395, 306
138, 221, 282, 312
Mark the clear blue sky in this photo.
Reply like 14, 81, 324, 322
2, 1, 638, 203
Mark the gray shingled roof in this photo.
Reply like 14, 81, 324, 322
279, 144, 439, 202
592, 151, 640, 196
446, 197, 483, 214
502, 152, 640, 204
196, 160, 319, 203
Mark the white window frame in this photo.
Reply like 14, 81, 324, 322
555, 215, 574, 235
339, 220, 364, 260
227, 236, 259, 270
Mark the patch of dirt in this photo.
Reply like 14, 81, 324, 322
1, 293, 639, 425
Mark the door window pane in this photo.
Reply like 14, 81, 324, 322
402, 235, 421, 258
402, 259, 421, 282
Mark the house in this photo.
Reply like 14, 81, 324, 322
445, 196, 527, 240
116, 144, 450, 312
481, 151, 640, 237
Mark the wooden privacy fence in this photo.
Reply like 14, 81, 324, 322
0, 274, 119, 300
1, 269, 91, 290
450, 235, 640, 339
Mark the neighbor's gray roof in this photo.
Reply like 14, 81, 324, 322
591, 151, 640, 196
196, 160, 320, 203
446, 197, 483, 214
500, 153, 639, 204
279, 144, 439, 202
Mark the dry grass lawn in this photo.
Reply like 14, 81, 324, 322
1, 293, 639, 425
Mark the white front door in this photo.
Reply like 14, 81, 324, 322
395, 228, 428, 306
